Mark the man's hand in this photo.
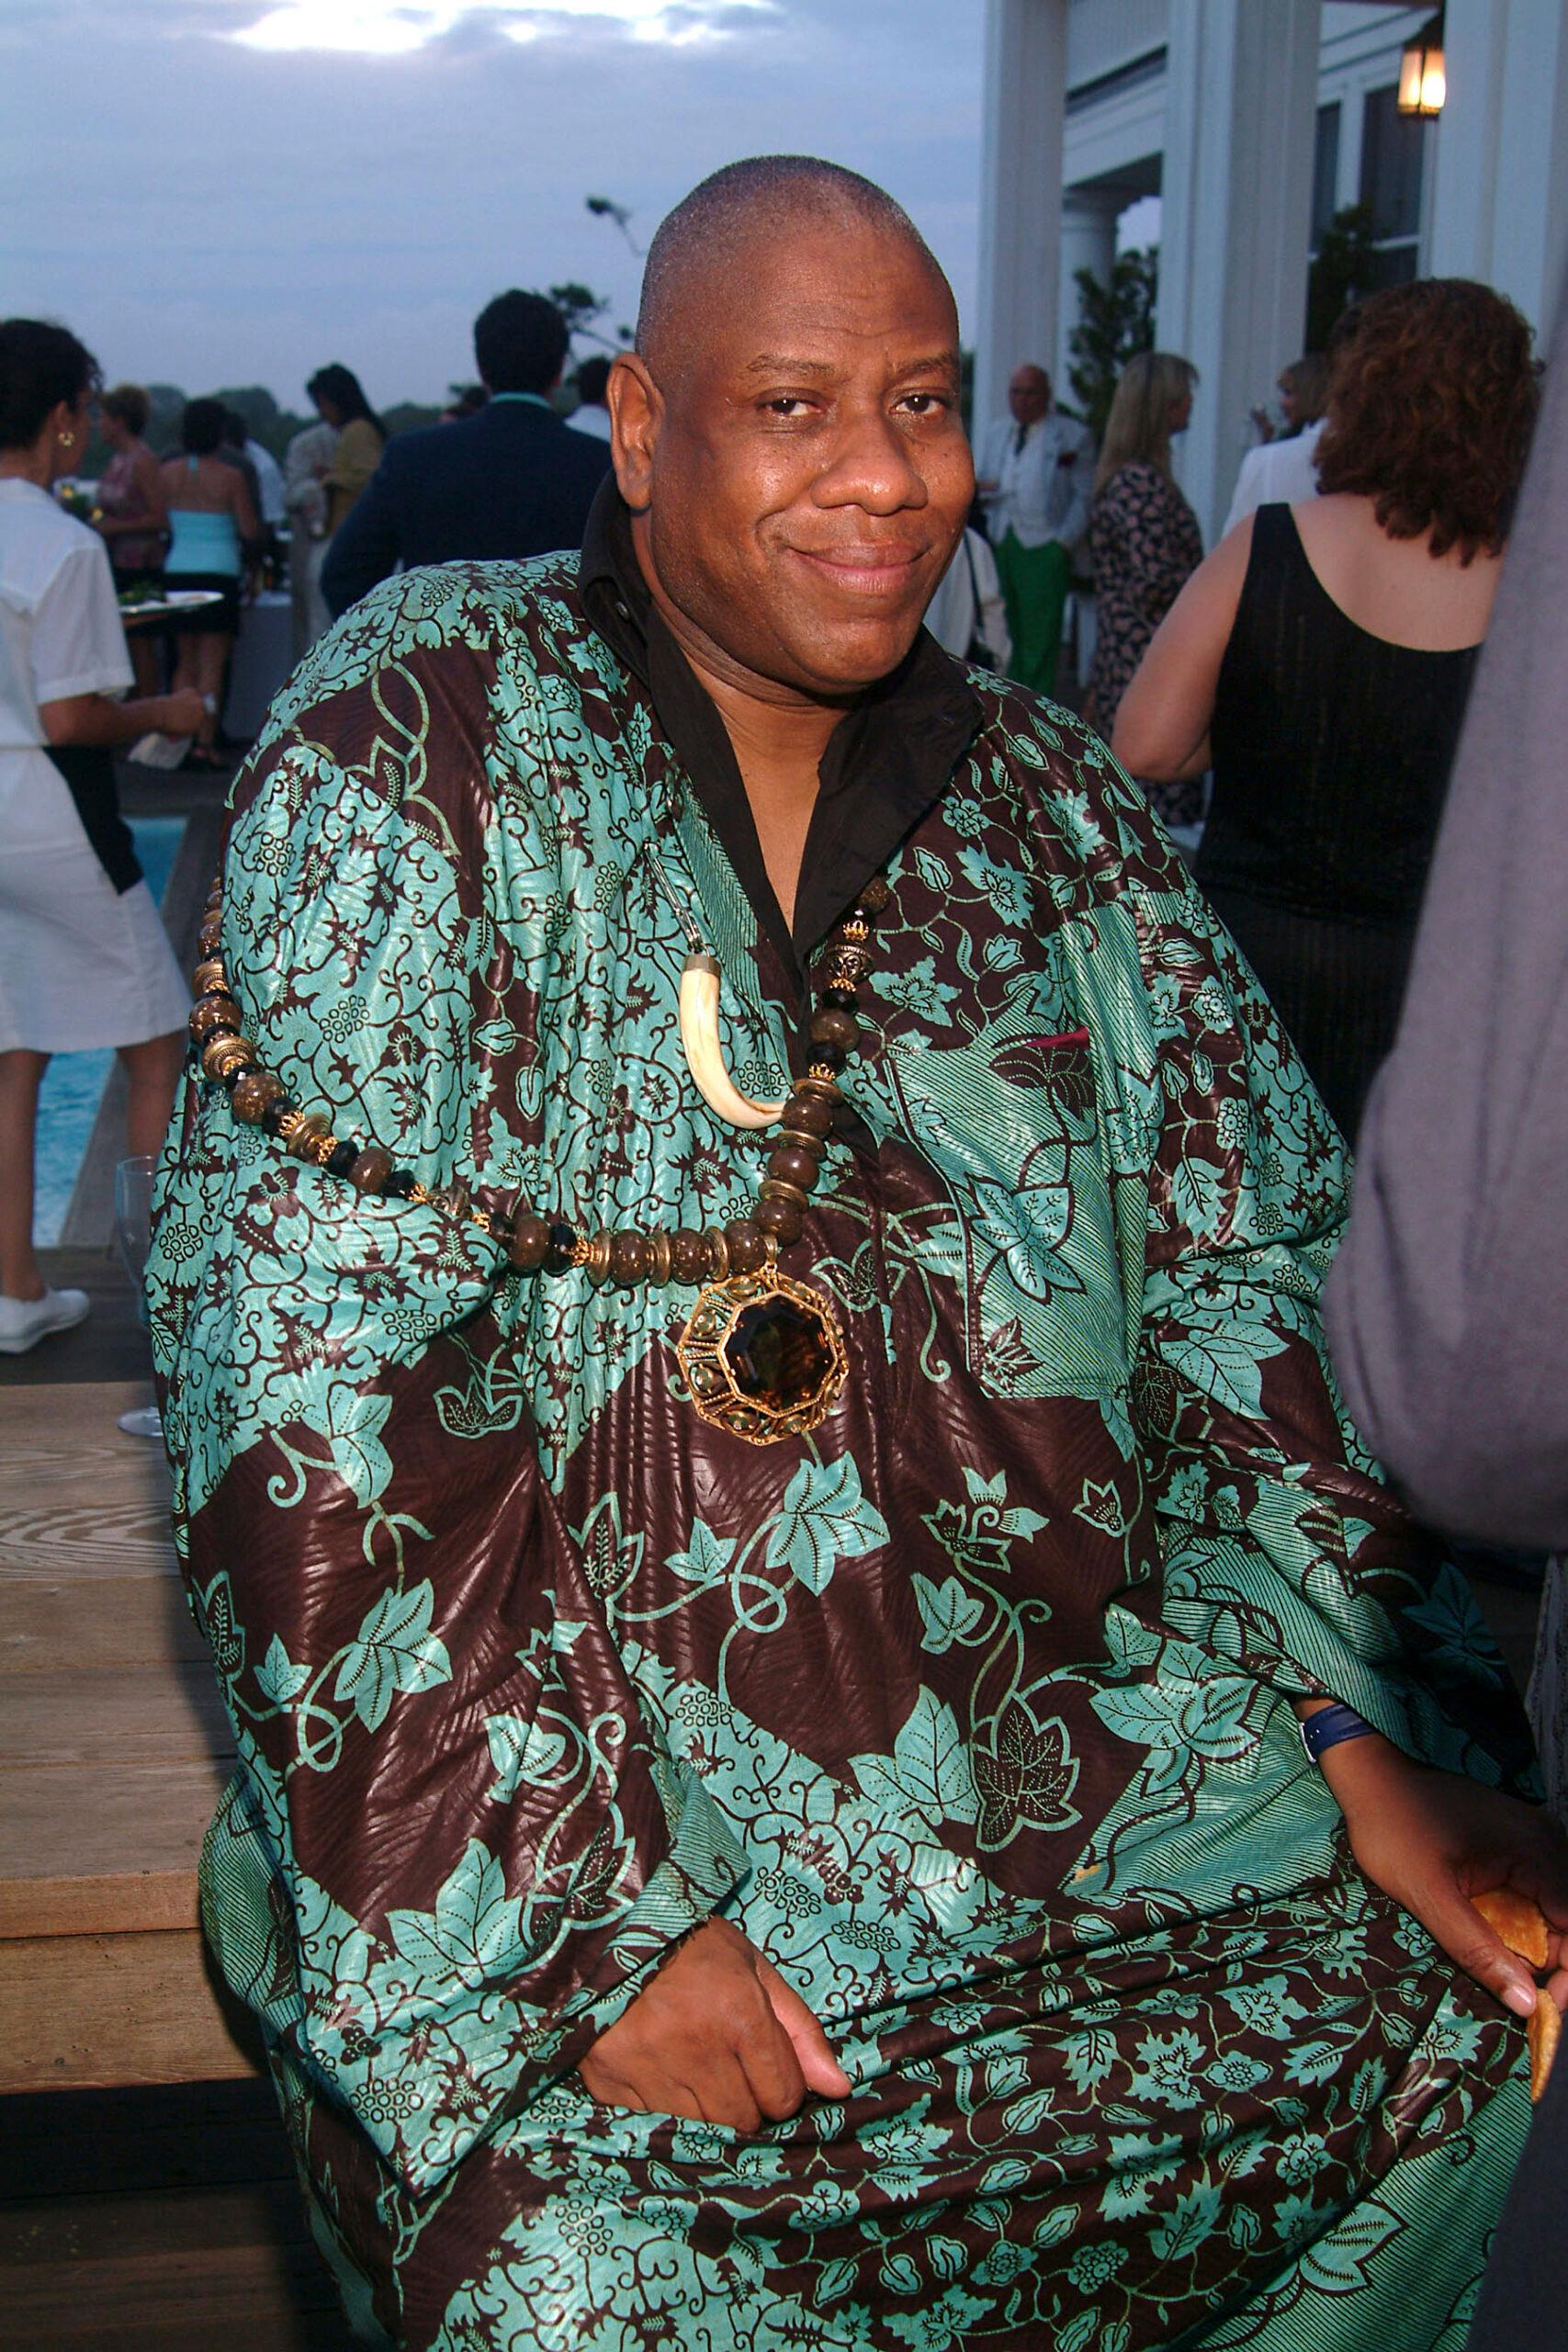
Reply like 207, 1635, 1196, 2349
578, 1916, 852, 2130
1319, 1728, 1568, 2019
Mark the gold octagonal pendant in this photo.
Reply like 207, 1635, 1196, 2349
676, 1264, 849, 1445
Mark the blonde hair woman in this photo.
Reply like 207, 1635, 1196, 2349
1085, 351, 1201, 827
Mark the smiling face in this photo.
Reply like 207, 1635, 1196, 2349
612, 219, 973, 705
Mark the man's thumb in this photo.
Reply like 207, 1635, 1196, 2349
1430, 1884, 1537, 2017
755, 1956, 852, 2096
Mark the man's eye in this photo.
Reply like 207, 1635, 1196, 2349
897, 392, 949, 417
762, 396, 815, 418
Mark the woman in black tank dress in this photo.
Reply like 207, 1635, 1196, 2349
1195, 503, 1476, 1136
1108, 279, 1538, 1143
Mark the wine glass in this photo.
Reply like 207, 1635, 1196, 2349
114, 1153, 162, 1440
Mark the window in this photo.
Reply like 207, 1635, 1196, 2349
1359, 83, 1428, 244
1311, 103, 1341, 251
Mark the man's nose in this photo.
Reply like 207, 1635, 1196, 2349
811, 405, 929, 514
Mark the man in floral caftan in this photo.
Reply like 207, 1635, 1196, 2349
150, 158, 1568, 2352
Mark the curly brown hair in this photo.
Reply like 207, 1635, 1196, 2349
1314, 278, 1537, 562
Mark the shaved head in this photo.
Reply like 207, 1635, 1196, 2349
637, 155, 950, 385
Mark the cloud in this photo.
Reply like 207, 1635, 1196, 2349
6, 0, 981, 405
226, 0, 773, 53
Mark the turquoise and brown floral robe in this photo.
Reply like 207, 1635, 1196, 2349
150, 557, 1534, 2352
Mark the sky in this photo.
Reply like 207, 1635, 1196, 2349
2, 0, 986, 411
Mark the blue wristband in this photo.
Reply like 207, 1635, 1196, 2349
1301, 1703, 1376, 1766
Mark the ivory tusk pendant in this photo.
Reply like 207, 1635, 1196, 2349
678, 954, 787, 1129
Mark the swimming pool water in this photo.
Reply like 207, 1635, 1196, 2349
33, 816, 186, 1246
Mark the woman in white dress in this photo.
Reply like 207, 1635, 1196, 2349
0, 320, 203, 1353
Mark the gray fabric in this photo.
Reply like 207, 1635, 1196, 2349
1325, 287, 1568, 1548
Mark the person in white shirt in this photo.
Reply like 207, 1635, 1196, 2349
0, 318, 202, 1352
974, 362, 1094, 695
568, 355, 615, 443
923, 526, 1011, 672
243, 434, 287, 531
1224, 352, 1329, 535
282, 416, 337, 658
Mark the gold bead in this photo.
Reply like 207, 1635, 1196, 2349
704, 1226, 731, 1280
649, 1230, 672, 1286
201, 1035, 256, 1082
582, 1231, 615, 1286
192, 956, 228, 996
285, 1110, 331, 1159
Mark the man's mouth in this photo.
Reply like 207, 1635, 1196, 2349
786, 545, 927, 598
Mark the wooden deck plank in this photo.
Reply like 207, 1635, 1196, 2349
0, 1665, 233, 1767
1, 1758, 226, 1935
0, 1929, 262, 2092
3, 1572, 208, 1672
0, 1389, 176, 1582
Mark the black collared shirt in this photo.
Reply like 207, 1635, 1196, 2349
578, 481, 981, 999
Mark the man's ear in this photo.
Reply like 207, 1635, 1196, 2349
608, 355, 660, 511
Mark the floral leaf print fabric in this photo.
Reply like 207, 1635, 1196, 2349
152, 557, 1532, 2350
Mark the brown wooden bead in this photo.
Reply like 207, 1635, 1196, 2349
197, 914, 223, 956
192, 956, 227, 997
754, 1194, 804, 1244
671, 1228, 707, 1283
190, 991, 243, 1043
610, 1231, 652, 1286
724, 1217, 767, 1273
776, 1126, 827, 1163
348, 1146, 394, 1193
766, 1145, 821, 1193
857, 876, 892, 914
784, 1090, 835, 1137
505, 1212, 553, 1272
231, 1069, 285, 1125
810, 1007, 859, 1056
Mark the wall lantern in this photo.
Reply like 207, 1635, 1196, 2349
1398, 13, 1447, 118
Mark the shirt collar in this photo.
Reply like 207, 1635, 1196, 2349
579, 479, 982, 981
488, 390, 556, 410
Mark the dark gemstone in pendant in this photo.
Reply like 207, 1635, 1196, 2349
754, 1195, 804, 1245
818, 985, 857, 1012
327, 1140, 358, 1178
724, 1217, 766, 1273
671, 1227, 707, 1283
506, 1211, 552, 1272
723, 1293, 835, 1410
810, 1006, 859, 1056
857, 876, 892, 915
767, 1145, 821, 1193
544, 1221, 580, 1274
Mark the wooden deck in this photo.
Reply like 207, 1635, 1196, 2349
1, 761, 351, 2346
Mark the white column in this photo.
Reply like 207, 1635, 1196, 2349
1056, 188, 1122, 402
975, 0, 1069, 443
1156, 0, 1323, 548
1427, 0, 1568, 342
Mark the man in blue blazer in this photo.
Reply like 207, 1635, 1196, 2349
321, 290, 613, 617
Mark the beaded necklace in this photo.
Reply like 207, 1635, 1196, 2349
186, 870, 892, 1444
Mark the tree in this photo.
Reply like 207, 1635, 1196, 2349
585, 194, 643, 258
1305, 204, 1381, 351
1064, 247, 1158, 438
547, 281, 634, 356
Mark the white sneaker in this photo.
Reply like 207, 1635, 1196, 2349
0, 1286, 91, 1354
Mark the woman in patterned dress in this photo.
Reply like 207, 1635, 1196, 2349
1085, 352, 1203, 832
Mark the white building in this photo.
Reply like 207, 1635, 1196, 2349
977, 0, 1568, 544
